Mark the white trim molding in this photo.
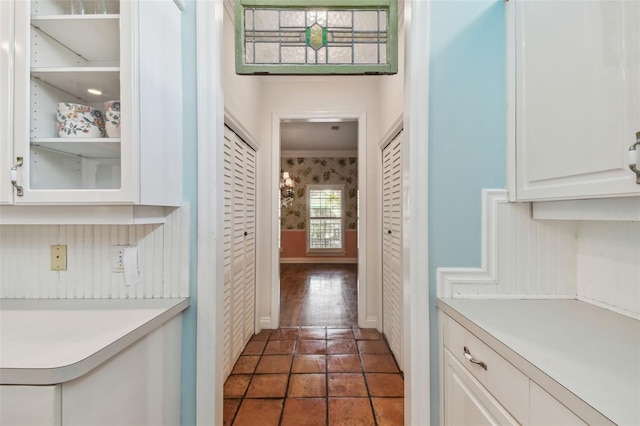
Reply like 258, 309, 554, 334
533, 197, 640, 222
437, 189, 579, 300
272, 111, 368, 330
403, 1, 431, 424
224, 107, 260, 151
195, 0, 224, 425
281, 150, 358, 158
505, 0, 517, 202
437, 189, 506, 297
280, 258, 357, 264
378, 114, 403, 150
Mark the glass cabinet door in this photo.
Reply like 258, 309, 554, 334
13, 0, 131, 203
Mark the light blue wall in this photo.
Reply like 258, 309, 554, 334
428, 1, 506, 422
180, 1, 198, 425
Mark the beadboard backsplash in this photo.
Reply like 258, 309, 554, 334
576, 221, 640, 318
438, 190, 578, 298
438, 190, 639, 319
0, 206, 189, 299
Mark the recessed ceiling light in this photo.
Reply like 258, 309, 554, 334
87, 88, 102, 95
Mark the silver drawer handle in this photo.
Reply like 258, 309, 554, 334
463, 346, 488, 370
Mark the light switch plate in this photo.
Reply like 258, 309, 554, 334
51, 245, 67, 271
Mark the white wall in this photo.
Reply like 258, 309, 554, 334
0, 206, 190, 299
256, 76, 383, 328
576, 221, 640, 318
378, 19, 405, 137
223, 7, 262, 139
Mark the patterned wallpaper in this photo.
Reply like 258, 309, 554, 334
281, 157, 358, 230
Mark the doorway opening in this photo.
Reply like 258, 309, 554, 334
278, 119, 360, 327
270, 113, 369, 330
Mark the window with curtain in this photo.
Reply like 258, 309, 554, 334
307, 185, 345, 252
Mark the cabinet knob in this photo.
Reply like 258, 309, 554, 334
244, 231, 248, 236
387, 230, 392, 234
463, 346, 488, 370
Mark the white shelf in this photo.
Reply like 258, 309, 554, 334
31, 15, 119, 63
31, 68, 120, 103
0, 206, 172, 225
32, 138, 121, 158
532, 197, 640, 221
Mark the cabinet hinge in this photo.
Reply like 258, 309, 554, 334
10, 157, 24, 197
629, 132, 640, 185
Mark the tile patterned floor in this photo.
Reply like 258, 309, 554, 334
224, 327, 404, 426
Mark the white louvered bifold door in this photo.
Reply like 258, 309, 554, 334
231, 133, 246, 365
223, 126, 257, 380
242, 143, 256, 344
223, 129, 234, 378
382, 131, 403, 371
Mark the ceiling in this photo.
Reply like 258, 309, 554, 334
280, 120, 358, 152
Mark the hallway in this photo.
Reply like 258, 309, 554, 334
279, 264, 358, 327
223, 265, 404, 425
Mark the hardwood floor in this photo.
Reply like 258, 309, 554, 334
279, 263, 358, 327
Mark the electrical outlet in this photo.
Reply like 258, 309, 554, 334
51, 245, 67, 271
112, 245, 126, 272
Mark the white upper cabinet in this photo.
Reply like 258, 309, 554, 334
1, 0, 14, 205
510, 0, 640, 201
8, 0, 182, 205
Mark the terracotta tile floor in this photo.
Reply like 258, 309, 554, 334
224, 327, 404, 426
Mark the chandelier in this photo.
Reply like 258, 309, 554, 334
280, 171, 295, 208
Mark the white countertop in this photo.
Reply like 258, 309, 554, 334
0, 298, 189, 385
438, 298, 640, 426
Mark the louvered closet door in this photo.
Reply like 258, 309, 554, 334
223, 130, 233, 378
242, 142, 256, 344
231, 134, 246, 364
223, 126, 257, 380
382, 131, 403, 370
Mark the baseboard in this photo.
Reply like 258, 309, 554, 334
280, 258, 358, 264
361, 316, 379, 330
259, 316, 275, 329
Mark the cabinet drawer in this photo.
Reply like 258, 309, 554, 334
0, 385, 61, 425
444, 349, 519, 426
443, 314, 529, 423
530, 381, 586, 426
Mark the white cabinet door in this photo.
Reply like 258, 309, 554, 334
513, 0, 640, 201
11, 0, 182, 205
443, 349, 519, 426
0, 0, 14, 205
222, 126, 256, 379
382, 131, 403, 370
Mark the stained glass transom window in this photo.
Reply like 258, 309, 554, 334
236, 0, 398, 75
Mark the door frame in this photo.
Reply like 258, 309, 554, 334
195, 1, 432, 425
271, 112, 367, 329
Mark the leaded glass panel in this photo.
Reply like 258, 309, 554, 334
236, 0, 398, 75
